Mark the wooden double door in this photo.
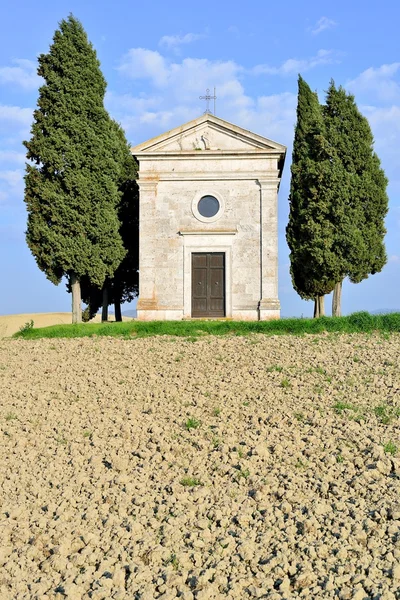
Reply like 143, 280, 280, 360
192, 253, 225, 318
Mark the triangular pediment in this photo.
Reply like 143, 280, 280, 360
131, 114, 286, 155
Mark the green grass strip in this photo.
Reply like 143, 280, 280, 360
11, 311, 400, 340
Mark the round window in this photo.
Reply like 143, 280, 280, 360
197, 195, 220, 218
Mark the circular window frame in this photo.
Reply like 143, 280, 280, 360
191, 191, 225, 223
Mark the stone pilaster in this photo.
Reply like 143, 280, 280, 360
136, 180, 158, 318
258, 177, 281, 320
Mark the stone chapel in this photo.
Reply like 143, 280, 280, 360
131, 114, 286, 321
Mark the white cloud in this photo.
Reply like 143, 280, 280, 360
118, 50, 244, 101
347, 63, 400, 103
218, 92, 297, 149
117, 47, 339, 107
0, 169, 24, 206
344, 64, 400, 188
0, 59, 41, 90
0, 150, 26, 165
361, 104, 400, 166
389, 255, 400, 263
0, 169, 24, 188
364, 105, 400, 139
0, 104, 32, 126
311, 17, 337, 35
118, 50, 243, 93
0, 105, 32, 142
357, 104, 400, 226
113, 48, 296, 147
106, 91, 162, 114
252, 49, 340, 76
159, 33, 205, 49
118, 48, 169, 87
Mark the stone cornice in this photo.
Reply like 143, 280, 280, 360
139, 173, 280, 182
134, 151, 284, 160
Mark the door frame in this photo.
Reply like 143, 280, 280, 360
180, 231, 236, 319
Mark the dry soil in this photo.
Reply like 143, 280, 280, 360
0, 333, 399, 600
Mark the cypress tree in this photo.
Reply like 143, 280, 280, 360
286, 76, 341, 316
80, 121, 139, 323
110, 121, 139, 321
324, 82, 389, 316
23, 15, 126, 323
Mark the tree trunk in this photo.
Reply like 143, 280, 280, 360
319, 295, 325, 317
332, 280, 342, 317
101, 284, 108, 322
70, 272, 82, 324
314, 297, 319, 318
313, 295, 325, 318
114, 297, 122, 322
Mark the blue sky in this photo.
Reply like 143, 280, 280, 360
1, 0, 399, 316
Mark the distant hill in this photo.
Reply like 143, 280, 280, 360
122, 309, 137, 318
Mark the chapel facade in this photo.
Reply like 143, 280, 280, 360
131, 114, 286, 321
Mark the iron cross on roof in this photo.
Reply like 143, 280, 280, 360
199, 87, 217, 115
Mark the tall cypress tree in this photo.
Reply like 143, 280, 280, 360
324, 82, 388, 315
286, 76, 341, 316
79, 121, 139, 323
110, 121, 139, 321
24, 15, 126, 323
